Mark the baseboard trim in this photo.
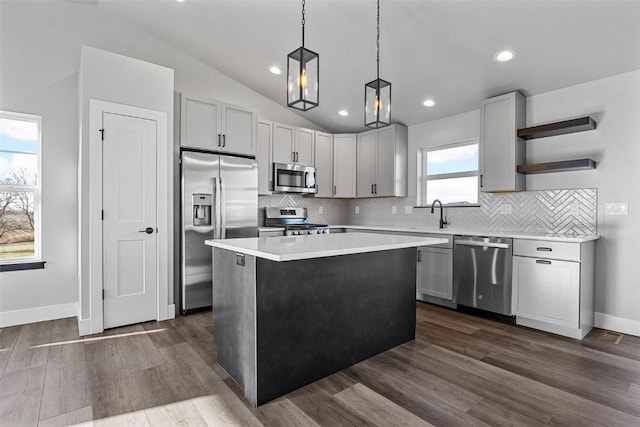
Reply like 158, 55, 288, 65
78, 318, 92, 336
0, 302, 78, 328
167, 304, 176, 319
595, 312, 640, 337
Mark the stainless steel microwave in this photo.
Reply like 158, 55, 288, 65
272, 163, 317, 194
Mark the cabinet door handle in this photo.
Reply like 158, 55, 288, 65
218, 134, 221, 147
295, 152, 299, 162
417, 250, 421, 262
536, 259, 552, 265
480, 174, 483, 188
292, 152, 296, 162
333, 185, 336, 196
371, 184, 374, 194
374, 183, 377, 194
536, 247, 552, 252
222, 134, 226, 147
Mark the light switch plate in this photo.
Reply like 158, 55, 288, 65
500, 204, 512, 215
605, 202, 628, 216
355, 206, 360, 215
570, 203, 580, 215
391, 205, 397, 214
404, 205, 413, 215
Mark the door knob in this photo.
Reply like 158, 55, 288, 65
139, 227, 154, 234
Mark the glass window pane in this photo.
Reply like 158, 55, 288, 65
426, 176, 478, 205
426, 144, 478, 175
0, 152, 37, 185
0, 191, 35, 259
0, 117, 38, 154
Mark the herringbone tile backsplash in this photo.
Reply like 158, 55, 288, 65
259, 188, 597, 235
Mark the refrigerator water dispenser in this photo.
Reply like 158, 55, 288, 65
192, 193, 212, 226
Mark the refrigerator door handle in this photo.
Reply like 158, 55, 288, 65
220, 178, 227, 239
213, 177, 221, 239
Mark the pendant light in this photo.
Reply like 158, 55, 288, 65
365, 0, 391, 128
287, 0, 319, 111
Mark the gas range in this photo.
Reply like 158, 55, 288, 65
264, 207, 330, 236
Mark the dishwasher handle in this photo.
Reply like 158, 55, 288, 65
455, 239, 510, 249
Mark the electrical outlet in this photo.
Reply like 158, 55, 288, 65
570, 203, 579, 215
355, 206, 360, 215
500, 204, 512, 215
605, 202, 628, 216
391, 205, 397, 214
404, 205, 413, 215
318, 206, 323, 215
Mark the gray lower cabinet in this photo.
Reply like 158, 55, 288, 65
417, 247, 453, 301
512, 239, 595, 339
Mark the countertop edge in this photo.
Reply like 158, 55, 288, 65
206, 235, 448, 261
330, 225, 599, 243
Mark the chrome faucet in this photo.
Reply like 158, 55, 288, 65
430, 199, 448, 229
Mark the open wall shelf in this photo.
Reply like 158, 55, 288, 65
518, 116, 596, 140
518, 158, 596, 174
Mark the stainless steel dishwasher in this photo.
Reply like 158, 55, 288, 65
453, 236, 513, 317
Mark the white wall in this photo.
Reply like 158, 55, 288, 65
409, 70, 640, 331
78, 47, 174, 332
0, 1, 320, 324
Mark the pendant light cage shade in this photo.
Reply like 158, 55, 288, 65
287, 46, 319, 111
365, 78, 391, 128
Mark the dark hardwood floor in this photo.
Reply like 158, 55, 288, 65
1, 302, 639, 426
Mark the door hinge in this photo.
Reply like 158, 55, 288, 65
99, 128, 105, 141
102, 289, 105, 300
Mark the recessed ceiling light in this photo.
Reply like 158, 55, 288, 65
494, 50, 515, 62
269, 66, 281, 75
176, 0, 187, 3
423, 99, 436, 107
338, 110, 349, 117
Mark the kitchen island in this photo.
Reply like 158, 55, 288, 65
205, 232, 447, 406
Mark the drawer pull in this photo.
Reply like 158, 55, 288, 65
536, 247, 552, 252
536, 260, 552, 265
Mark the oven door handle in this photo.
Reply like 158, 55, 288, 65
455, 240, 510, 249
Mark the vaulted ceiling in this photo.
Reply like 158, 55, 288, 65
97, 0, 640, 132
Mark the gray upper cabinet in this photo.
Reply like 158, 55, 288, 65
272, 123, 315, 166
333, 134, 357, 198
356, 130, 376, 197
257, 120, 273, 195
272, 123, 295, 164
479, 91, 526, 192
295, 127, 315, 166
314, 131, 334, 198
180, 93, 256, 156
356, 124, 408, 198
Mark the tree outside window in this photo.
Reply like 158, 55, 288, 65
0, 112, 41, 260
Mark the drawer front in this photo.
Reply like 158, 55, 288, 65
514, 239, 581, 261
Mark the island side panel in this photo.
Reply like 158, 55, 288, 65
255, 248, 416, 405
213, 248, 258, 405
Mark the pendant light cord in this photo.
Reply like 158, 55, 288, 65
376, 0, 380, 80
301, 0, 306, 48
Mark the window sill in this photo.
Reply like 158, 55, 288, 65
0, 261, 46, 272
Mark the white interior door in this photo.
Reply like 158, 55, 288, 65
102, 112, 157, 329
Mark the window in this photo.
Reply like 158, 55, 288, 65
0, 111, 41, 261
420, 139, 479, 206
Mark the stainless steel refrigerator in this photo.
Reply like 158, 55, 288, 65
180, 150, 258, 314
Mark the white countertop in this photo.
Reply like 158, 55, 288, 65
330, 225, 599, 243
206, 232, 448, 262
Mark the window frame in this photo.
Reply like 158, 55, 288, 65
419, 138, 480, 208
0, 110, 42, 264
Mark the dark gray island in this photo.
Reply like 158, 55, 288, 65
206, 232, 448, 406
